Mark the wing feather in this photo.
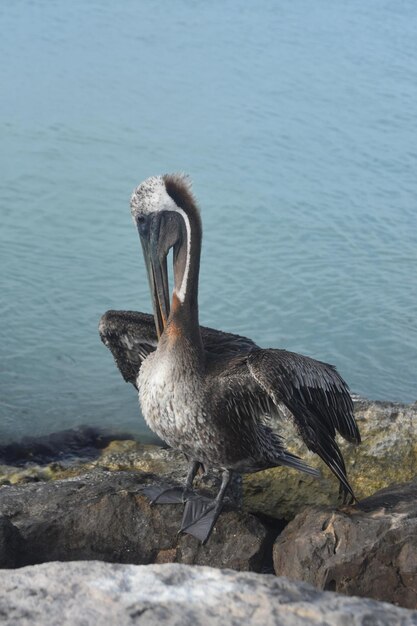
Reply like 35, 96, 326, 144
247, 348, 360, 443
205, 356, 319, 476
99, 310, 157, 388
247, 348, 360, 500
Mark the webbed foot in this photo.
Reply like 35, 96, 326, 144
179, 468, 233, 543
143, 485, 194, 505
179, 495, 223, 544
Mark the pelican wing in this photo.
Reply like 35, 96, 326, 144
99, 310, 257, 388
247, 348, 360, 499
206, 355, 321, 477
99, 310, 157, 388
201, 326, 257, 357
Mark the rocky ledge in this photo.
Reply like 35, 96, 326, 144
1, 561, 417, 626
1, 399, 417, 612
2, 399, 416, 520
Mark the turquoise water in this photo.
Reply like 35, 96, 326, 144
1, 0, 416, 443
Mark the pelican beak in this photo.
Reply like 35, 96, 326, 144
140, 222, 170, 339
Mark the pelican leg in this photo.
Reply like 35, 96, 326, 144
180, 469, 233, 544
143, 460, 201, 505
182, 459, 201, 502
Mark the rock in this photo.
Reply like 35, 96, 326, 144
0, 469, 268, 571
0, 440, 183, 486
0, 439, 241, 499
1, 561, 416, 626
0, 426, 130, 466
0, 517, 23, 567
244, 399, 417, 519
273, 478, 417, 609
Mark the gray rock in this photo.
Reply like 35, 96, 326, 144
1, 561, 416, 626
0, 469, 268, 571
273, 478, 417, 609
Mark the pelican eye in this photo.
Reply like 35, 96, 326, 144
136, 214, 149, 236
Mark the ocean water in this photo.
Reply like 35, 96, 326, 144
1, 0, 416, 444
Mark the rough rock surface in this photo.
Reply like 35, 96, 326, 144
245, 399, 417, 518
1, 561, 416, 626
274, 478, 417, 609
0, 469, 268, 571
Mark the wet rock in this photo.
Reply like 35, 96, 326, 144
1, 561, 416, 626
0, 426, 132, 467
273, 478, 417, 609
244, 399, 417, 519
0, 469, 267, 571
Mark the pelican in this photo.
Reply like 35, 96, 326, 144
99, 174, 360, 543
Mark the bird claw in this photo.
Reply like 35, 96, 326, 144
181, 486, 195, 504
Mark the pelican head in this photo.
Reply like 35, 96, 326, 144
131, 174, 201, 338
